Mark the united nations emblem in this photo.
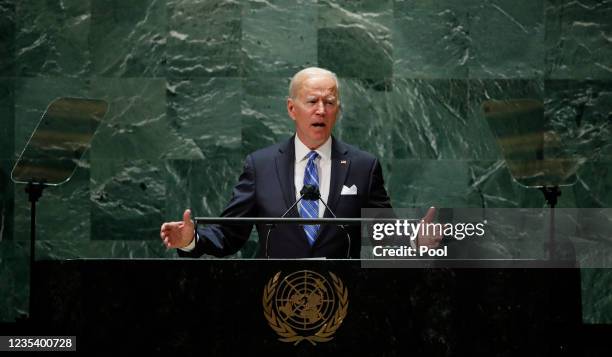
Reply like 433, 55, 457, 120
263, 270, 348, 345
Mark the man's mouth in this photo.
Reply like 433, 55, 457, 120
312, 122, 326, 127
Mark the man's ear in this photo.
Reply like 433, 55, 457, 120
287, 98, 296, 121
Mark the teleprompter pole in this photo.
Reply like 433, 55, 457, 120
25, 181, 45, 318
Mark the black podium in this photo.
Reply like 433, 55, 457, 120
14, 259, 593, 355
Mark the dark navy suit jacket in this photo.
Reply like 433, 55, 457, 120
178, 135, 392, 258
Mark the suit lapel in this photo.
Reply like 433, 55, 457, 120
275, 136, 297, 215
315, 138, 350, 247
325, 137, 350, 218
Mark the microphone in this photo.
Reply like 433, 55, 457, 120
264, 185, 352, 259
300, 184, 320, 200
264, 185, 312, 258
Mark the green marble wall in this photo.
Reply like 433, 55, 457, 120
1, 0, 611, 323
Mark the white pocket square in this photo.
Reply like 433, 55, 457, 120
341, 184, 357, 195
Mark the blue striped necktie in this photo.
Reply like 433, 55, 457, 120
299, 151, 319, 246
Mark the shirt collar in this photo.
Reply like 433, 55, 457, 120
295, 135, 332, 162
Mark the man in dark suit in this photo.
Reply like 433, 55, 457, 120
160, 67, 440, 258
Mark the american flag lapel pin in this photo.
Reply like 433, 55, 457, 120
340, 160, 347, 165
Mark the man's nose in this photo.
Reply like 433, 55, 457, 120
315, 100, 325, 113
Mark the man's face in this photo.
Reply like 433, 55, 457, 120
287, 75, 340, 149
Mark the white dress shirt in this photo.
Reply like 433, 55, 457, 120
294, 135, 332, 218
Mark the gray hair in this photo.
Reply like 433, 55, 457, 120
288, 67, 341, 104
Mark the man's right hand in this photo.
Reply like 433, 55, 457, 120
160, 209, 195, 249
417, 207, 443, 249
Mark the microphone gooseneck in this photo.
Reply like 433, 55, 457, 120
264, 187, 309, 258
317, 193, 352, 259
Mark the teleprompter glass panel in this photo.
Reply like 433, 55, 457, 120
11, 97, 108, 186
482, 99, 583, 188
